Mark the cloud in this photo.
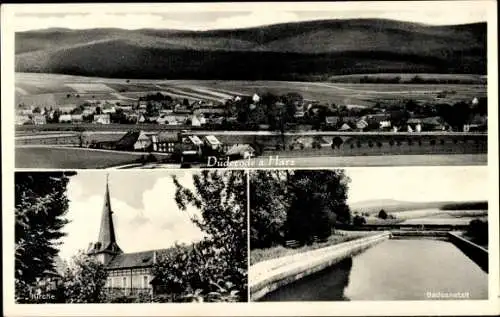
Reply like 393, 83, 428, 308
12, 2, 490, 32
346, 167, 488, 204
58, 173, 205, 261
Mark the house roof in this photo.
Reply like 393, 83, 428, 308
421, 116, 444, 126
188, 135, 203, 145
339, 123, 352, 131
116, 130, 150, 148
205, 135, 222, 145
107, 248, 174, 270
325, 116, 339, 124
407, 118, 422, 124
226, 144, 255, 156
155, 132, 178, 143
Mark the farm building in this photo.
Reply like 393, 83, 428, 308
32, 114, 47, 125
58, 105, 77, 114
157, 115, 178, 125
94, 114, 111, 125
151, 132, 178, 153
59, 114, 72, 123
115, 130, 152, 151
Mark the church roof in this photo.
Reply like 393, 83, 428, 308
89, 176, 123, 256
106, 248, 174, 270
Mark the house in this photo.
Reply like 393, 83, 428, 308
421, 117, 446, 131
82, 109, 95, 116
157, 115, 178, 125
58, 105, 77, 114
226, 144, 255, 159
18, 108, 33, 116
339, 123, 352, 131
138, 114, 146, 123
191, 115, 206, 127
252, 93, 260, 103
356, 119, 368, 131
294, 111, 305, 118
32, 114, 46, 125
59, 114, 73, 123
16, 115, 31, 125
102, 106, 116, 114
87, 179, 176, 297
325, 116, 340, 127
204, 135, 222, 151
71, 114, 84, 123
94, 114, 111, 125
180, 135, 204, 156
151, 132, 178, 153
115, 130, 152, 151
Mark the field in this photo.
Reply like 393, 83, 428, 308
15, 72, 486, 108
15, 147, 148, 169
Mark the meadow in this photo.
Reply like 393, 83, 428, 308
15, 72, 487, 108
15, 147, 147, 169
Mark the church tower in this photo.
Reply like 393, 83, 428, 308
88, 175, 123, 265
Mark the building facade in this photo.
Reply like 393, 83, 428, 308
87, 178, 168, 297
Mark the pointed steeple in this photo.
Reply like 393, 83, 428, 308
93, 174, 122, 255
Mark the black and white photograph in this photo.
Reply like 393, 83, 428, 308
14, 170, 248, 303
249, 167, 489, 301
10, 1, 489, 169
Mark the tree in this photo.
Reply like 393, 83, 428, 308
378, 209, 388, 220
62, 252, 108, 303
33, 106, 42, 114
353, 215, 366, 226
95, 106, 102, 115
250, 170, 289, 248
15, 172, 76, 301
156, 170, 247, 302
285, 170, 351, 244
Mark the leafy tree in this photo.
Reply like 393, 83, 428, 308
250, 170, 289, 248
15, 172, 76, 301
155, 170, 247, 302
285, 170, 351, 244
95, 106, 102, 115
33, 106, 42, 114
62, 252, 108, 303
378, 209, 388, 220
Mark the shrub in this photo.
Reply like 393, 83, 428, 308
378, 209, 388, 220
353, 215, 366, 226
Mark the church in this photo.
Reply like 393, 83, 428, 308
86, 177, 170, 297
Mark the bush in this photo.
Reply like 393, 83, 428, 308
353, 215, 366, 226
378, 209, 388, 220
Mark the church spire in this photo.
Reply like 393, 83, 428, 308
94, 174, 122, 255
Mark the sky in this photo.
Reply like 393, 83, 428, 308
9, 1, 491, 32
346, 166, 488, 204
58, 171, 206, 261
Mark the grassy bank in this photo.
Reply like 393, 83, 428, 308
250, 231, 374, 266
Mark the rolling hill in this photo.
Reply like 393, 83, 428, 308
15, 19, 486, 80
349, 199, 488, 214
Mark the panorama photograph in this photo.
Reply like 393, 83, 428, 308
14, 170, 247, 303
249, 167, 489, 301
12, 2, 488, 169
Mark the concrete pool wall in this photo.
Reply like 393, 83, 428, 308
249, 231, 391, 301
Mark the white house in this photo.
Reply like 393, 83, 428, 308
252, 93, 260, 103
59, 114, 72, 123
16, 115, 31, 125
191, 115, 206, 127
94, 114, 111, 125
